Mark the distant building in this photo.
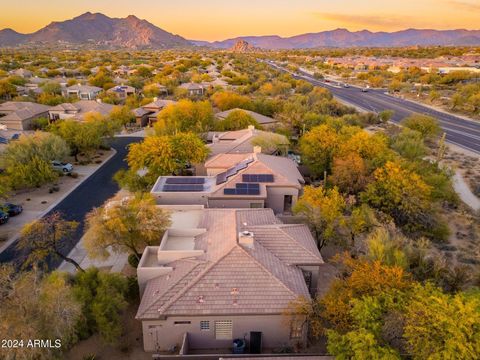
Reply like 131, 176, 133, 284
132, 98, 176, 127
151, 152, 304, 214
136, 206, 323, 353
48, 100, 115, 121
106, 84, 136, 99
0, 101, 49, 130
179, 82, 206, 96
64, 84, 102, 100
9, 68, 32, 78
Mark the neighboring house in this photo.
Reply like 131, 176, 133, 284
9, 68, 32, 78
106, 85, 136, 99
206, 126, 288, 157
48, 100, 115, 122
132, 98, 176, 127
63, 84, 102, 100
0, 101, 49, 130
151, 152, 304, 214
179, 82, 206, 96
215, 108, 278, 128
136, 206, 323, 353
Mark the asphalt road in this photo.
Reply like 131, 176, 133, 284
270, 62, 480, 154
0, 136, 140, 269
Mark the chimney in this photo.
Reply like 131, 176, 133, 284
153, 97, 158, 102
96, 98, 102, 103
238, 230, 254, 249
247, 125, 255, 131
253, 146, 262, 154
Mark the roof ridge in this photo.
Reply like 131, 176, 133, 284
159, 246, 238, 314
277, 225, 323, 263
236, 243, 300, 298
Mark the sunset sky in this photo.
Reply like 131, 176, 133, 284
1, 0, 479, 41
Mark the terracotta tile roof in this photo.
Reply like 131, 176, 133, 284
136, 208, 321, 319
215, 108, 277, 126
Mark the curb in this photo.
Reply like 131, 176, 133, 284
0, 148, 118, 254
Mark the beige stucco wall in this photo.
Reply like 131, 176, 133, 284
207, 198, 264, 209
265, 187, 299, 214
153, 193, 209, 206
141, 314, 299, 352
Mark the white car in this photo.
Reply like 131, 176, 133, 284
51, 161, 73, 173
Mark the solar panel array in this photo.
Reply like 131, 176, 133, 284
163, 184, 204, 192
215, 158, 255, 185
242, 174, 274, 183
165, 177, 205, 184
223, 183, 260, 196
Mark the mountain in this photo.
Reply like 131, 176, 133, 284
0, 12, 191, 48
201, 28, 480, 49
229, 39, 256, 52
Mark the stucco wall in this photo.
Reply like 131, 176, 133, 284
154, 193, 209, 206
141, 314, 298, 352
207, 198, 264, 209
265, 187, 299, 214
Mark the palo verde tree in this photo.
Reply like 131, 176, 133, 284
17, 212, 83, 271
83, 193, 171, 261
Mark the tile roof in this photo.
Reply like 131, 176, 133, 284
216, 108, 277, 126
136, 208, 322, 319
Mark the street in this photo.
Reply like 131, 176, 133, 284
0, 137, 140, 269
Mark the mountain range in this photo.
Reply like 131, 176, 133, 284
1, 12, 480, 49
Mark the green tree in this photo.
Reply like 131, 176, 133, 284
293, 186, 346, 249
401, 114, 441, 139
391, 128, 427, 160
126, 132, 209, 184
83, 193, 171, 260
0, 267, 81, 360
300, 124, 339, 177
17, 212, 83, 271
155, 99, 214, 135
215, 109, 262, 131
72, 268, 129, 344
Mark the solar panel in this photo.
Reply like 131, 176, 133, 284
223, 183, 260, 196
163, 184, 204, 192
224, 188, 236, 195
242, 174, 274, 183
226, 167, 237, 177
166, 177, 205, 184
236, 183, 260, 189
236, 162, 248, 171
216, 171, 227, 185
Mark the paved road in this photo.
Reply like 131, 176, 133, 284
269, 62, 480, 154
0, 137, 140, 269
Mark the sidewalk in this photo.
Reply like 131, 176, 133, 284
0, 149, 117, 254
453, 170, 480, 211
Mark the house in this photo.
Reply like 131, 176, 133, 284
206, 126, 288, 157
179, 82, 206, 96
9, 68, 32, 78
132, 98, 176, 127
106, 85, 136, 99
151, 152, 304, 214
0, 101, 49, 130
215, 108, 278, 128
63, 84, 102, 100
48, 100, 115, 122
136, 206, 323, 353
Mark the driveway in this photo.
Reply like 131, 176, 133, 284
0, 137, 141, 269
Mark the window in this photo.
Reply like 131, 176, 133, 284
290, 320, 303, 339
174, 321, 191, 325
200, 320, 210, 331
215, 320, 233, 340
250, 203, 263, 208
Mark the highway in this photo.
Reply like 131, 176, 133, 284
269, 62, 480, 154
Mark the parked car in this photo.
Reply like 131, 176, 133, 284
343, 83, 350, 88
361, 87, 369, 92
51, 161, 73, 173
2, 203, 23, 216
0, 137, 8, 144
10, 133, 20, 141
0, 210, 9, 225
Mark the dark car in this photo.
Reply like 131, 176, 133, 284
10, 134, 20, 141
0, 210, 9, 225
2, 203, 23, 216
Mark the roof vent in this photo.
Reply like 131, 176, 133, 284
238, 231, 254, 249
196, 295, 205, 304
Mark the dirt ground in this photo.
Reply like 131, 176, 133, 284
65, 303, 152, 360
